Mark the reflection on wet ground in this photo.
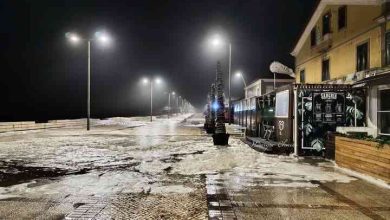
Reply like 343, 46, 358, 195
0, 160, 90, 187
0, 114, 389, 219
205, 163, 390, 220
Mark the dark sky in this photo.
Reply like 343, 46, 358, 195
1, 0, 317, 121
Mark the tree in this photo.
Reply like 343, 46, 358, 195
215, 61, 226, 134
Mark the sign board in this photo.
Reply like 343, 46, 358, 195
312, 92, 345, 124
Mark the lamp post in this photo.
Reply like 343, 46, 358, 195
142, 77, 161, 122
168, 91, 175, 119
209, 35, 232, 124
178, 96, 182, 113
66, 31, 111, 130
235, 72, 247, 87
175, 95, 179, 115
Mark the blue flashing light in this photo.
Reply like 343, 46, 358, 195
212, 102, 219, 111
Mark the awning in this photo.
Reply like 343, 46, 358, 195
353, 70, 390, 88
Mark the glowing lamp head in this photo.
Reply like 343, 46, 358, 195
211, 38, 221, 46
172, 92, 175, 95
100, 35, 109, 43
95, 31, 111, 44
235, 72, 242, 77
142, 78, 149, 84
210, 35, 223, 47
66, 32, 80, 44
155, 78, 162, 84
70, 35, 80, 43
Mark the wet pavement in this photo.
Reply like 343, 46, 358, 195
0, 114, 389, 219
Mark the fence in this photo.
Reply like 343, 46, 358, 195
0, 119, 85, 133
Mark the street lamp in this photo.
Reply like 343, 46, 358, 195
142, 77, 162, 122
235, 72, 247, 87
167, 91, 175, 119
209, 34, 232, 123
178, 96, 182, 114
66, 31, 112, 130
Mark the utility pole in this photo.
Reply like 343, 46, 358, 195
168, 92, 171, 119
228, 43, 232, 124
87, 40, 91, 130
150, 81, 153, 122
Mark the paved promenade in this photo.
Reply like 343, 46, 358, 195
0, 114, 389, 219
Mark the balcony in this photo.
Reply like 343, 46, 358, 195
313, 33, 332, 53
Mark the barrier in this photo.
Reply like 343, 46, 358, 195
0, 119, 85, 133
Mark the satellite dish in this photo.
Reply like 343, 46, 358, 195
270, 61, 296, 78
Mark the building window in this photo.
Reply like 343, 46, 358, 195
300, 69, 305, 83
322, 12, 331, 36
356, 42, 369, 71
338, 6, 346, 30
322, 59, 330, 81
311, 28, 316, 46
385, 32, 390, 65
378, 89, 390, 135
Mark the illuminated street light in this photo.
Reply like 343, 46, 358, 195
66, 31, 112, 130
141, 77, 163, 122
95, 31, 111, 44
235, 71, 247, 87
70, 34, 80, 43
210, 35, 223, 47
208, 33, 232, 124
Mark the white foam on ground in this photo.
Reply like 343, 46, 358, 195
171, 138, 356, 188
0, 114, 359, 200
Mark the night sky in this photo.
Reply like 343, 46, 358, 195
1, 0, 317, 121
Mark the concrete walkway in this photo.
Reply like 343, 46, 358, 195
0, 114, 389, 219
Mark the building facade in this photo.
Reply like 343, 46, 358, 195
291, 0, 390, 137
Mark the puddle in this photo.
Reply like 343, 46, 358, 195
160, 150, 205, 164
0, 159, 141, 187
0, 163, 70, 187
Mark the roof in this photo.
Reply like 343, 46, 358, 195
245, 78, 295, 89
353, 68, 390, 87
290, 0, 382, 56
245, 78, 295, 90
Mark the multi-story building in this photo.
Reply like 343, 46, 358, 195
291, 0, 390, 137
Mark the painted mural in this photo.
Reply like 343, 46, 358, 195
297, 85, 365, 153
